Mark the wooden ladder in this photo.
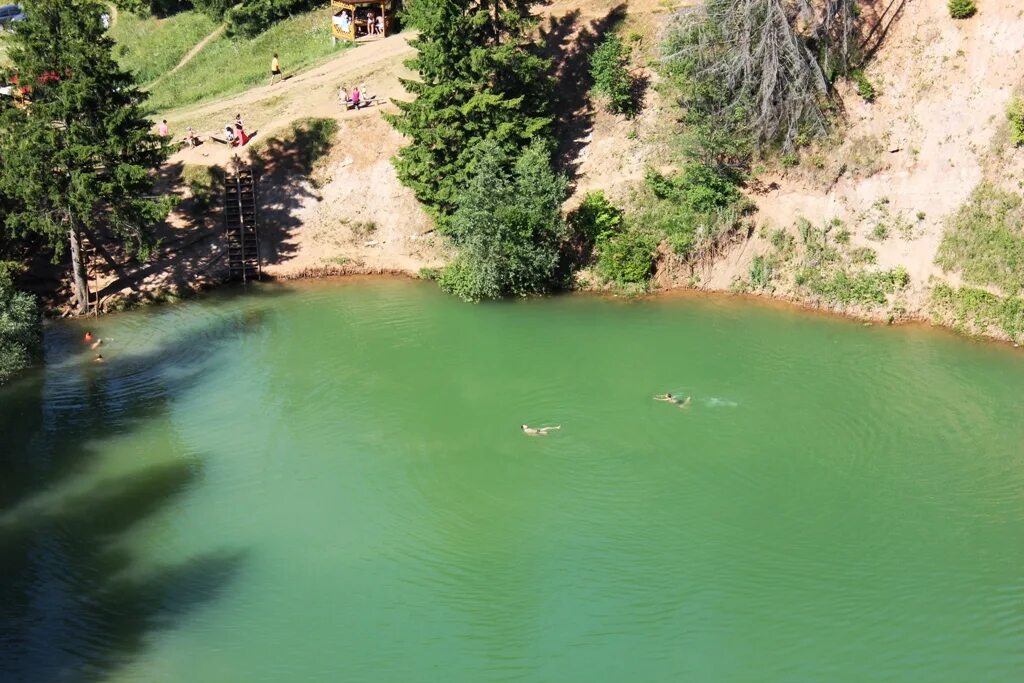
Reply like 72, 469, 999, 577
224, 168, 261, 282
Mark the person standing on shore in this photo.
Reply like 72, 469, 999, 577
270, 53, 282, 86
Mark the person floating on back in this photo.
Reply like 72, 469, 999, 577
521, 424, 560, 436
270, 53, 282, 86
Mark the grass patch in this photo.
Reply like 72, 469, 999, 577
248, 117, 338, 180
110, 10, 219, 85
181, 164, 223, 212
797, 266, 909, 306
1008, 96, 1024, 147
0, 32, 10, 69
932, 284, 1024, 342
936, 183, 1024, 295
145, 9, 349, 113
748, 254, 774, 291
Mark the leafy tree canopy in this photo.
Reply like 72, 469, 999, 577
388, 0, 553, 221
438, 140, 567, 301
0, 0, 172, 313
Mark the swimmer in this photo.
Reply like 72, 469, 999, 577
90, 339, 103, 350
94, 354, 105, 364
521, 424, 560, 436
654, 393, 691, 408
84, 331, 94, 343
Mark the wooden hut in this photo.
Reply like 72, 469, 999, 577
331, 0, 393, 43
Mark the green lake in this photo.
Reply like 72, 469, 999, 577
2, 279, 1023, 682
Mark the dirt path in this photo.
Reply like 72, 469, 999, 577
165, 32, 416, 144
144, 25, 226, 94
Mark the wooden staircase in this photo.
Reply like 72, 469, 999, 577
223, 168, 261, 282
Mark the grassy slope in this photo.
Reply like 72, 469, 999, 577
109, 10, 218, 84
144, 9, 349, 113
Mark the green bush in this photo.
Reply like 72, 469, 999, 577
932, 283, 1024, 341
226, 0, 321, 37
438, 140, 566, 301
1008, 97, 1024, 146
936, 183, 1024, 294
0, 265, 41, 385
567, 191, 624, 247
748, 255, 774, 291
849, 246, 878, 265
948, 0, 977, 19
595, 228, 657, 286
798, 266, 909, 306
646, 164, 741, 213
589, 35, 638, 117
192, 0, 234, 20
769, 228, 795, 255
850, 69, 877, 103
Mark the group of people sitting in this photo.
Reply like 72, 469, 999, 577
332, 9, 384, 37
339, 83, 376, 110
222, 114, 251, 147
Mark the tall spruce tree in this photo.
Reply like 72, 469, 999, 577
387, 0, 553, 222
0, 0, 171, 314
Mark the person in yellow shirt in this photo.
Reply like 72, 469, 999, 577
270, 53, 282, 85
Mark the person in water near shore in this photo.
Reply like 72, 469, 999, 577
90, 339, 103, 350
94, 354, 105, 363
84, 331, 93, 343
521, 424, 560, 436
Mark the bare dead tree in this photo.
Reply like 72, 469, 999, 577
662, 0, 859, 152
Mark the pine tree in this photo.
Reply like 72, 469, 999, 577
387, 0, 553, 222
0, 0, 172, 315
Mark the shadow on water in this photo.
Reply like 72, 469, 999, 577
0, 305, 264, 681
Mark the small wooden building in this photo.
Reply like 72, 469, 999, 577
331, 0, 393, 42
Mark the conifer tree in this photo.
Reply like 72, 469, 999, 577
0, 0, 171, 315
387, 0, 553, 222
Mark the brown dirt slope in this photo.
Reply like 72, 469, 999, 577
681, 0, 1024, 323
94, 0, 1023, 341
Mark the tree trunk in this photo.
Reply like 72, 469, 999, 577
68, 219, 90, 316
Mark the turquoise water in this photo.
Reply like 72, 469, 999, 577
1, 279, 1023, 682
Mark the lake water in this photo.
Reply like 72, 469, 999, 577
2, 279, 1023, 682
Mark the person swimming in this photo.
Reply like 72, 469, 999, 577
90, 339, 103, 350
654, 393, 691, 408
521, 424, 561, 436
84, 331, 94, 343
94, 354, 105, 363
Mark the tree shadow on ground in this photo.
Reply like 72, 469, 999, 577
858, 0, 909, 63
87, 158, 228, 308
539, 3, 628, 185
0, 306, 268, 680
245, 119, 337, 267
